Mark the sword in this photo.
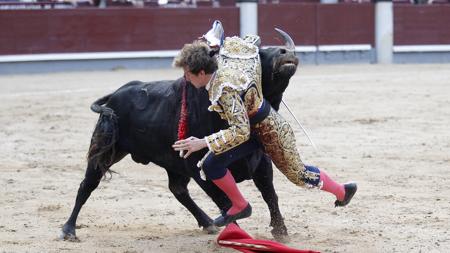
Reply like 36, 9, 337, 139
281, 99, 318, 152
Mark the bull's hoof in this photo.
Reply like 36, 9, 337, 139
271, 227, 290, 243
203, 224, 219, 234
273, 233, 290, 243
60, 223, 79, 242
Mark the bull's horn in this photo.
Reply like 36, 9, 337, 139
275, 28, 295, 52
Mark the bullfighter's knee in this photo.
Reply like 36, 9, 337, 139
298, 165, 321, 188
202, 153, 227, 180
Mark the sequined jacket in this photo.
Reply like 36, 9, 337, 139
204, 35, 264, 155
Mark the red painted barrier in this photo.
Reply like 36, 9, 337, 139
394, 5, 450, 45
258, 3, 317, 46
0, 7, 239, 55
258, 3, 374, 46
316, 3, 374, 45
1, 4, 450, 55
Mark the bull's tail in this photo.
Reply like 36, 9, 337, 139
90, 94, 113, 115
87, 94, 119, 177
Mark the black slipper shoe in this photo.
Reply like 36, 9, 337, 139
213, 203, 252, 227
335, 182, 357, 207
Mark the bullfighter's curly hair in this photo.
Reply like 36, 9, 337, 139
173, 41, 218, 75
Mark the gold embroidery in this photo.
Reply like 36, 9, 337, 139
208, 36, 262, 110
220, 36, 259, 59
205, 87, 250, 155
243, 85, 261, 117
243, 34, 261, 47
253, 108, 315, 188
204, 36, 317, 188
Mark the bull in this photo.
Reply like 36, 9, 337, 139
61, 30, 299, 241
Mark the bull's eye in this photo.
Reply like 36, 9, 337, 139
280, 48, 287, 54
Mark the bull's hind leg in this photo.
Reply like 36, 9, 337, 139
252, 155, 289, 241
61, 152, 126, 240
166, 171, 218, 234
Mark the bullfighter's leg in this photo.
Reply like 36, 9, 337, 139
61, 151, 127, 240
201, 138, 260, 227
252, 154, 289, 241
166, 171, 218, 234
253, 108, 357, 206
192, 174, 232, 217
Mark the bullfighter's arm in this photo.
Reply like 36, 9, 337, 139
204, 87, 250, 155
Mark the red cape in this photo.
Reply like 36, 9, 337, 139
217, 223, 320, 253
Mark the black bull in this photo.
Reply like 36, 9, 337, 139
61, 47, 299, 241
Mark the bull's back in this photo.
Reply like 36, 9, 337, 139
105, 79, 183, 168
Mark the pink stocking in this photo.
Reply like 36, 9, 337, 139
212, 170, 249, 215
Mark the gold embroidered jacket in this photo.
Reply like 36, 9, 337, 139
204, 35, 264, 155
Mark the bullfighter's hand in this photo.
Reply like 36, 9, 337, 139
172, 137, 208, 159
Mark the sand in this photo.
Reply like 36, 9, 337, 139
0, 64, 449, 253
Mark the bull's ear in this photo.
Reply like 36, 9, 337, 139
254, 37, 261, 47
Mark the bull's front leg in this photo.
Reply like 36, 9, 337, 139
166, 170, 218, 234
252, 155, 289, 242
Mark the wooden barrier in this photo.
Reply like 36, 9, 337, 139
0, 7, 239, 55
1, 4, 450, 55
258, 3, 317, 46
258, 3, 374, 46
394, 5, 450, 45
316, 3, 374, 45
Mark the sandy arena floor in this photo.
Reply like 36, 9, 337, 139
0, 64, 449, 253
